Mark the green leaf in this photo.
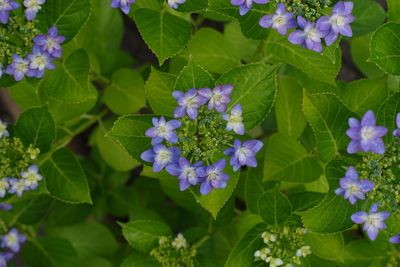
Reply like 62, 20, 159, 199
121, 220, 172, 252
120, 252, 162, 267
15, 106, 56, 153
302, 92, 355, 162
264, 31, 341, 85
177, 0, 208, 12
185, 28, 240, 73
145, 68, 177, 116
217, 64, 277, 130
257, 189, 292, 225
224, 224, 265, 267
41, 148, 92, 204
38, 0, 91, 41
341, 240, 389, 265
377, 92, 400, 143
22, 237, 78, 267
370, 23, 400, 75
133, 8, 192, 65
388, 0, 400, 22
275, 76, 307, 138
9, 79, 41, 110
14, 195, 52, 224
304, 232, 344, 260
103, 68, 146, 115
263, 133, 322, 183
339, 76, 389, 115
109, 114, 153, 161
191, 168, 239, 219
175, 58, 214, 91
289, 192, 325, 212
351, 0, 386, 37
300, 193, 360, 233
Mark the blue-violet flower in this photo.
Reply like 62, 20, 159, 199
173, 89, 208, 120
23, 0, 45, 21
198, 159, 230, 195
6, 55, 30, 81
168, 0, 186, 9
223, 104, 245, 135
230, 0, 269, 16
1, 228, 26, 253
0, 0, 19, 24
111, 0, 135, 14
224, 139, 264, 171
288, 16, 326, 53
141, 144, 180, 172
393, 113, 400, 137
145, 117, 181, 145
198, 84, 233, 113
33, 26, 65, 58
166, 158, 202, 191
259, 3, 296, 35
20, 165, 42, 190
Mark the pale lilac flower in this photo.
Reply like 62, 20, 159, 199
0, 0, 19, 24
141, 145, 180, 172
259, 3, 296, 35
166, 158, 202, 191
0, 120, 9, 139
23, 0, 45, 20
346, 110, 388, 155
7, 178, 25, 197
6, 55, 30, 81
335, 166, 374, 204
222, 104, 245, 135
351, 203, 390, 241
317, 1, 355, 46
390, 234, 400, 244
288, 16, 326, 53
198, 84, 233, 113
168, 0, 185, 9
224, 139, 263, 171
197, 159, 230, 195
172, 89, 208, 120
20, 165, 42, 190
0, 178, 9, 198
1, 228, 26, 253
33, 26, 65, 58
393, 113, 400, 137
0, 203, 12, 211
145, 117, 181, 145
111, 0, 135, 14
0, 252, 13, 267
230, 0, 270, 16
27, 46, 55, 78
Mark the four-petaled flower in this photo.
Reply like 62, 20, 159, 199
111, 0, 135, 14
166, 158, 202, 191
0, 228, 26, 253
259, 3, 296, 35
27, 46, 55, 78
23, 0, 45, 21
141, 144, 180, 172
145, 117, 181, 145
7, 178, 26, 198
21, 165, 42, 190
225, 139, 263, 171
33, 26, 65, 58
198, 84, 233, 113
168, 0, 186, 9
335, 166, 374, 205
223, 104, 245, 135
198, 159, 230, 195
230, 0, 269, 16
317, 1, 355, 46
6, 54, 30, 81
346, 110, 388, 155
0, 0, 19, 24
173, 89, 208, 120
288, 16, 326, 53
393, 113, 400, 137
0, 120, 9, 139
351, 203, 390, 241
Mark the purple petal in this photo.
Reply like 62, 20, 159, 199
200, 180, 212, 195
288, 31, 306, 45
349, 118, 360, 128
174, 106, 186, 118
351, 211, 368, 224
389, 234, 400, 244
360, 179, 374, 192
370, 203, 379, 213
166, 164, 181, 176
361, 110, 376, 127
374, 126, 388, 138
259, 15, 273, 28
347, 140, 362, 154
366, 227, 379, 241
141, 149, 155, 163
345, 166, 358, 180
369, 139, 385, 155
214, 159, 226, 171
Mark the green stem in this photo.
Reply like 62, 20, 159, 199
193, 235, 210, 249
89, 69, 112, 87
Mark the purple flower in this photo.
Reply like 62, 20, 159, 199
317, 1, 355, 46
23, 0, 46, 20
111, 0, 135, 14
141, 145, 180, 172
224, 139, 263, 171
27, 46, 55, 78
1, 228, 26, 253
168, 0, 185, 9
198, 84, 233, 113
172, 89, 208, 120
259, 3, 296, 35
230, 0, 269, 16
33, 26, 65, 58
0, 0, 19, 24
393, 113, 400, 137
0, 178, 9, 198
7, 178, 25, 197
197, 159, 230, 195
0, 120, 9, 139
21, 165, 42, 190
145, 117, 181, 145
0, 203, 12, 211
346, 110, 388, 155
351, 203, 390, 241
335, 166, 374, 205
222, 104, 245, 135
288, 16, 326, 53
390, 234, 400, 244
166, 158, 202, 191
6, 55, 30, 81
0, 252, 13, 267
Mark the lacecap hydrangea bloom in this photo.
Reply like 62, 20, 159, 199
0, 228, 26, 267
141, 85, 263, 195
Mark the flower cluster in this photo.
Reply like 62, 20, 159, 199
150, 233, 196, 267
0, 228, 26, 267
335, 110, 400, 243
254, 226, 311, 266
111, 0, 186, 13
0, 0, 64, 81
0, 120, 42, 199
231, 1, 355, 53
141, 85, 263, 195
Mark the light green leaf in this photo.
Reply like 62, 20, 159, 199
304, 232, 344, 260
175, 58, 214, 91
41, 148, 92, 204
341, 240, 389, 265
263, 133, 322, 183
351, 0, 386, 37
121, 220, 172, 252
9, 79, 41, 110
257, 189, 292, 225
120, 252, 161, 267
217, 64, 277, 130
388, 0, 400, 22
133, 8, 192, 65
377, 92, 400, 143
